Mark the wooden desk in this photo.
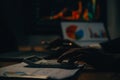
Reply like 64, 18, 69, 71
77, 71, 120, 80
0, 61, 120, 80
0, 61, 19, 68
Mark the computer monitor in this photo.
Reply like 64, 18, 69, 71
61, 22, 110, 47
23, 0, 107, 36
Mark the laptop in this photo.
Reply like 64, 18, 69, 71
61, 22, 110, 47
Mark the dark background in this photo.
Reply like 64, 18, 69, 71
0, 0, 120, 47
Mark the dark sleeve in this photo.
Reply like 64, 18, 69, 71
100, 37, 120, 53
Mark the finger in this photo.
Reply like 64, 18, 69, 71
57, 52, 75, 63
68, 54, 84, 63
57, 58, 63, 63
57, 48, 78, 63
57, 54, 68, 63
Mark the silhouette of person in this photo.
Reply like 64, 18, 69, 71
57, 37, 120, 71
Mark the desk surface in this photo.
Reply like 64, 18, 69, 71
0, 61, 120, 80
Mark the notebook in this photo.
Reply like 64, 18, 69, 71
61, 22, 110, 47
0, 62, 83, 80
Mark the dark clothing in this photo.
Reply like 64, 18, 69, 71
76, 38, 120, 71
91, 38, 120, 71
100, 37, 120, 53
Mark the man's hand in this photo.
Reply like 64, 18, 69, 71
57, 48, 82, 63
57, 47, 105, 65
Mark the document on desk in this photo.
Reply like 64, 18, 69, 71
0, 62, 82, 80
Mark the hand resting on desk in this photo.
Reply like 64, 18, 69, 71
57, 47, 120, 71
57, 37, 120, 71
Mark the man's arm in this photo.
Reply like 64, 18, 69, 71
89, 37, 120, 53
100, 37, 120, 53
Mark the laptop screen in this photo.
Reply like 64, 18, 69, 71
61, 22, 109, 47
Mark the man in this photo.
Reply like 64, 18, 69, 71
57, 37, 120, 71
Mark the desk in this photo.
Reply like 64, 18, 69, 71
0, 61, 120, 80
0, 61, 19, 68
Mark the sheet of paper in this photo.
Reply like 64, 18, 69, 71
0, 62, 81, 79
